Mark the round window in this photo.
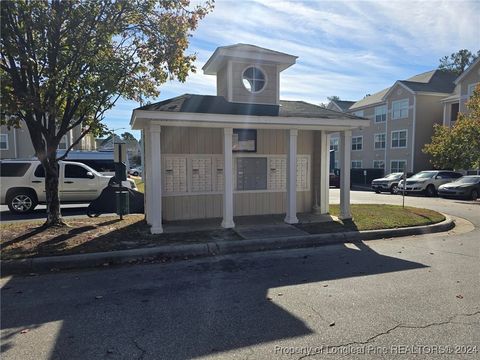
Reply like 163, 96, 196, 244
242, 66, 266, 93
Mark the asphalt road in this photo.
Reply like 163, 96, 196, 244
1, 190, 479, 360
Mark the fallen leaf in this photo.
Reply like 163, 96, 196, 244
277, 293, 283, 296
456, 295, 464, 299
266, 297, 272, 301
323, 284, 328, 287
95, 295, 103, 299
20, 329, 30, 334
329, 322, 335, 327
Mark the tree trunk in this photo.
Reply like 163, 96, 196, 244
43, 155, 65, 227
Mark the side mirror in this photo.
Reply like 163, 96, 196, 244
86, 171, 95, 179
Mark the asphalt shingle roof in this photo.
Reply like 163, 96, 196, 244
137, 94, 361, 120
332, 100, 355, 111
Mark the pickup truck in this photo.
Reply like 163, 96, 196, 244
0, 160, 134, 214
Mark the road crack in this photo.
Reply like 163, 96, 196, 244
133, 338, 147, 360
298, 310, 480, 360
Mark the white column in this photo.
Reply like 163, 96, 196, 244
339, 130, 352, 220
143, 130, 153, 225
320, 131, 330, 214
222, 128, 235, 228
149, 124, 163, 234
285, 129, 298, 224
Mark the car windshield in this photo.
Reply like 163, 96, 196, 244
410, 171, 437, 179
385, 173, 401, 179
452, 176, 480, 184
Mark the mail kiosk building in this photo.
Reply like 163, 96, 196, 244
131, 44, 369, 233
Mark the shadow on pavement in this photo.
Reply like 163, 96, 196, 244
0, 205, 90, 222
1, 240, 427, 360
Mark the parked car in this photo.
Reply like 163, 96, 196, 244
0, 160, 136, 214
398, 170, 463, 197
329, 168, 340, 188
438, 175, 480, 200
128, 166, 142, 177
371, 172, 413, 194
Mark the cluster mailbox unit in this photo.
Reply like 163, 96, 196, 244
131, 44, 369, 233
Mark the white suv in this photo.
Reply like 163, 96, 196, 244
1, 160, 114, 214
398, 170, 463, 197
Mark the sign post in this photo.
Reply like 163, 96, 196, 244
114, 142, 129, 220
402, 170, 406, 209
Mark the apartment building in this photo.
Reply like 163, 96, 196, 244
442, 57, 479, 127
0, 122, 96, 160
330, 70, 457, 174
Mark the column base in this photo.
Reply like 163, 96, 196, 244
338, 214, 352, 221
221, 219, 235, 228
150, 225, 164, 234
284, 215, 299, 224
312, 204, 322, 215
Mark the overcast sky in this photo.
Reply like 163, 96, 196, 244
104, 0, 480, 139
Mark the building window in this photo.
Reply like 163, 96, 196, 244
391, 130, 407, 148
351, 160, 362, 169
392, 99, 409, 119
467, 83, 479, 98
334, 160, 339, 169
374, 133, 386, 150
373, 160, 385, 169
58, 135, 68, 150
391, 160, 407, 173
351, 136, 363, 151
330, 137, 339, 152
352, 110, 364, 117
242, 66, 266, 93
0, 133, 8, 150
374, 105, 387, 123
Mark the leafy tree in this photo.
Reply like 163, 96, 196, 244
1, 0, 213, 226
423, 85, 480, 170
121, 132, 137, 142
438, 49, 479, 75
327, 95, 340, 101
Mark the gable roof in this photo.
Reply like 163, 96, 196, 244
454, 56, 480, 85
136, 94, 362, 120
331, 100, 355, 111
202, 43, 297, 75
399, 70, 457, 93
349, 87, 390, 110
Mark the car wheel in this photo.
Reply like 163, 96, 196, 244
425, 184, 436, 197
133, 171, 138, 176
390, 184, 399, 194
7, 190, 38, 214
471, 189, 479, 201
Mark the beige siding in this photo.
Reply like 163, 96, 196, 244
160, 127, 317, 220
230, 61, 278, 105
216, 64, 228, 99
414, 94, 445, 171
458, 62, 480, 113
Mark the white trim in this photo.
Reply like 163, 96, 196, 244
390, 159, 407, 173
351, 135, 363, 151
382, 81, 415, 99
285, 129, 298, 224
351, 160, 362, 169
131, 110, 370, 131
391, 129, 408, 149
454, 57, 480, 84
0, 133, 8, 150
320, 131, 330, 214
374, 105, 387, 123
241, 64, 268, 94
222, 128, 235, 228
373, 132, 386, 150
339, 130, 352, 220
391, 98, 409, 120
373, 160, 385, 169
411, 96, 417, 172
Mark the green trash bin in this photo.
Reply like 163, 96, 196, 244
116, 191, 130, 216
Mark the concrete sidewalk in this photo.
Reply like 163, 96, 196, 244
1, 216, 455, 275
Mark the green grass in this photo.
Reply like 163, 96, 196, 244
329, 204, 445, 231
133, 178, 144, 193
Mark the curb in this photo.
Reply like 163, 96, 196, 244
1, 216, 455, 275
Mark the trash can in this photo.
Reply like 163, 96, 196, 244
115, 191, 130, 216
